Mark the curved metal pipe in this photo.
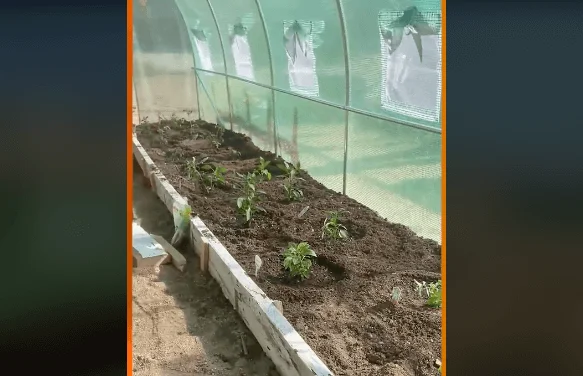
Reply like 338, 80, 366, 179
335, 0, 351, 195
194, 68, 441, 134
252, 0, 279, 155
205, 0, 234, 130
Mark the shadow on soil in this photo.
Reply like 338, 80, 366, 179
133, 163, 279, 376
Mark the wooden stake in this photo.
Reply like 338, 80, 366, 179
240, 334, 248, 356
149, 171, 156, 192
200, 238, 210, 273
273, 300, 283, 314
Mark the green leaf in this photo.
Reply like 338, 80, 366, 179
307, 249, 317, 258
339, 229, 348, 239
237, 197, 244, 208
246, 207, 251, 221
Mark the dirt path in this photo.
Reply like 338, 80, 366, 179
132, 163, 279, 376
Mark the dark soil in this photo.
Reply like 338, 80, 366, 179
136, 118, 442, 376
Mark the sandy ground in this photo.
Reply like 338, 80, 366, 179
132, 167, 279, 376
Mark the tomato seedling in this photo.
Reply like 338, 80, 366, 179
322, 210, 349, 239
414, 279, 442, 308
185, 156, 227, 192
282, 242, 317, 280
234, 172, 266, 224
278, 160, 303, 201
254, 156, 272, 182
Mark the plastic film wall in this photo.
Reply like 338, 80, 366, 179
133, 0, 442, 242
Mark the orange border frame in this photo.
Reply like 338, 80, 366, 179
126, 0, 133, 374
125, 1, 446, 374
441, 0, 447, 374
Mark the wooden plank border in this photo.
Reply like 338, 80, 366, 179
132, 134, 334, 376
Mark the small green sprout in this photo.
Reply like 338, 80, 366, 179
322, 211, 349, 239
414, 279, 442, 308
426, 280, 442, 308
185, 156, 227, 192
391, 286, 402, 303
185, 156, 207, 180
201, 165, 227, 191
282, 242, 317, 280
212, 126, 225, 148
277, 161, 303, 201
235, 172, 266, 224
255, 157, 272, 182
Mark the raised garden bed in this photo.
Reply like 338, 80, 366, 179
134, 117, 442, 376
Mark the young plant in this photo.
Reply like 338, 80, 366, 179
235, 172, 266, 224
212, 126, 225, 148
185, 156, 226, 192
426, 280, 442, 308
414, 279, 442, 308
282, 242, 317, 280
201, 165, 227, 191
185, 156, 208, 181
321, 210, 349, 239
391, 286, 403, 303
254, 157, 272, 182
277, 160, 303, 201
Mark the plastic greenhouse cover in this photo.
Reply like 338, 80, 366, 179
379, 6, 442, 122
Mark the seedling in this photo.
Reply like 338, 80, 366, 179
235, 172, 266, 224
212, 126, 225, 148
277, 160, 303, 201
322, 210, 349, 239
414, 279, 442, 308
282, 242, 317, 280
391, 286, 402, 303
202, 165, 227, 191
185, 156, 226, 192
185, 156, 208, 180
426, 280, 442, 308
254, 157, 272, 182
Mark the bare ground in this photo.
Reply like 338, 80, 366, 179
132, 163, 279, 376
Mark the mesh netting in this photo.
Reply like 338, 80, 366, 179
133, 0, 442, 242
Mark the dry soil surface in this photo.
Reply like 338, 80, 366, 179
132, 165, 278, 376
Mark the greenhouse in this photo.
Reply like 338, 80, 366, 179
132, 0, 442, 375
